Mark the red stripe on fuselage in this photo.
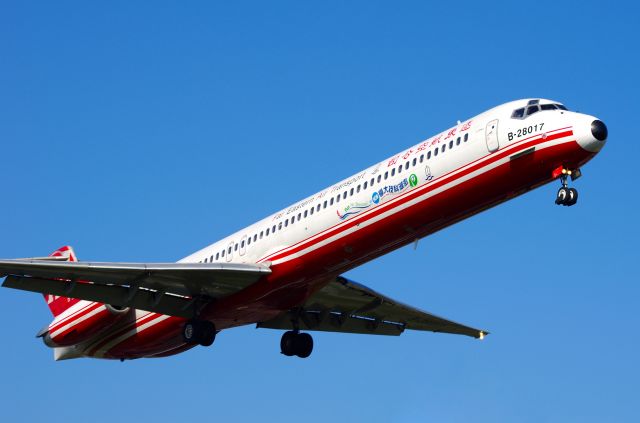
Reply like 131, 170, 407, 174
258, 127, 572, 264
264, 129, 573, 263
49, 302, 103, 333
86, 312, 161, 356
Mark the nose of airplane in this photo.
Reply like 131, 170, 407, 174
591, 120, 608, 141
575, 116, 607, 153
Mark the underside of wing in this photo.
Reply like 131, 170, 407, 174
257, 276, 487, 339
0, 259, 271, 318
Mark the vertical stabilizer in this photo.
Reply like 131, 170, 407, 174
44, 246, 80, 317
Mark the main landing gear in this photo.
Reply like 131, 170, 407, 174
554, 167, 580, 207
280, 330, 313, 358
182, 320, 216, 347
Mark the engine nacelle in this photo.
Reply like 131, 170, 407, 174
44, 304, 130, 347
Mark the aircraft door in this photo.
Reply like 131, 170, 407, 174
485, 119, 499, 153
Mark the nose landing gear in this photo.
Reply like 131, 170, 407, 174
554, 167, 580, 207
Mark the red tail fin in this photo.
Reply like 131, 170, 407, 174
44, 246, 81, 317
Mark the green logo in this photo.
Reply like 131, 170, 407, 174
409, 173, 418, 187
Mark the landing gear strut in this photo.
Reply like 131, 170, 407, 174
555, 168, 579, 207
183, 320, 216, 347
280, 330, 313, 358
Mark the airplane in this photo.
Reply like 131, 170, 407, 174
0, 98, 608, 361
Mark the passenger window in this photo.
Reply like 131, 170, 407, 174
284, 219, 288, 227
272, 225, 276, 232
330, 197, 334, 206
449, 140, 453, 149
384, 171, 388, 180
427, 151, 431, 159
441, 145, 446, 153
405, 162, 409, 170
412, 158, 417, 166
420, 154, 424, 163
316, 204, 320, 212
247, 237, 251, 245
310, 207, 314, 215
266, 228, 270, 236
464, 133, 468, 142
336, 195, 340, 203
456, 137, 460, 146
350, 188, 354, 196
398, 165, 402, 174
303, 210, 307, 218
234, 244, 238, 251
363, 181, 368, 189
297, 213, 301, 221
356, 185, 360, 193
434, 148, 438, 156
254, 234, 258, 242
370, 178, 374, 186
377, 175, 382, 183
222, 250, 225, 257
216, 253, 219, 260
343, 191, 347, 199
391, 168, 395, 176
241, 240, 245, 248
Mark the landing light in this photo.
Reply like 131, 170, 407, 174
479, 331, 485, 340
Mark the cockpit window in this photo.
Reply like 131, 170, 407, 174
511, 101, 569, 119
511, 108, 525, 118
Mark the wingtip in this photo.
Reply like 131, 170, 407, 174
477, 330, 489, 340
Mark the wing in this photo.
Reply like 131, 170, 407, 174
0, 259, 271, 318
257, 276, 487, 339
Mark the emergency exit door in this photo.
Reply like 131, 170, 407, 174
485, 119, 499, 153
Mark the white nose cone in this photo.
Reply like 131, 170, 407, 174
575, 114, 608, 153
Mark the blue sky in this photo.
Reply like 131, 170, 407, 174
1, 1, 638, 422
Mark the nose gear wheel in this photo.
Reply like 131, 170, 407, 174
555, 169, 579, 207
